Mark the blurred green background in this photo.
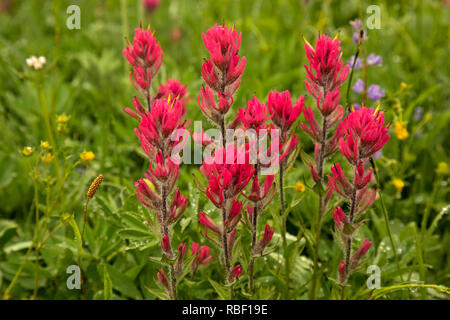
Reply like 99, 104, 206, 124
0, 0, 448, 299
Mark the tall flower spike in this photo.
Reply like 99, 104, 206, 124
202, 24, 242, 72
198, 24, 246, 128
304, 34, 349, 100
123, 25, 163, 97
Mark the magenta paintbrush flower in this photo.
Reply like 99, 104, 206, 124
200, 145, 254, 202
224, 200, 243, 230
304, 34, 349, 100
229, 265, 243, 282
123, 26, 163, 73
238, 97, 268, 132
168, 189, 189, 224
143, 0, 160, 13
267, 91, 304, 139
253, 224, 274, 255
349, 238, 372, 270
202, 24, 243, 72
198, 24, 246, 134
329, 107, 390, 286
338, 260, 346, 283
123, 25, 163, 97
198, 86, 234, 125
157, 269, 170, 291
124, 23, 189, 301
198, 211, 221, 235
155, 79, 189, 107
161, 234, 172, 256
191, 243, 213, 272
135, 98, 186, 160
338, 106, 390, 164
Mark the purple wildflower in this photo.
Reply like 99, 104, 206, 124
353, 79, 365, 94
347, 56, 361, 70
413, 106, 423, 122
350, 19, 368, 43
349, 19, 363, 30
373, 150, 383, 160
367, 84, 385, 101
367, 53, 382, 66
352, 103, 362, 111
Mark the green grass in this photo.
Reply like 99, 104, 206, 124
0, 0, 448, 300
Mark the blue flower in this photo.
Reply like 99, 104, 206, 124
353, 79, 365, 94
367, 53, 382, 66
367, 84, 385, 101
347, 56, 361, 70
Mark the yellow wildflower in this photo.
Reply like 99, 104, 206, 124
40, 141, 51, 150
295, 182, 306, 193
42, 153, 53, 164
57, 114, 70, 124
22, 146, 34, 157
436, 162, 449, 176
80, 151, 95, 164
394, 121, 409, 140
400, 82, 408, 89
424, 113, 432, 122
392, 178, 405, 193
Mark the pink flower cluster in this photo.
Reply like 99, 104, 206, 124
123, 25, 211, 300
329, 107, 390, 283
301, 34, 349, 200
123, 25, 163, 101
198, 24, 246, 128
198, 145, 254, 283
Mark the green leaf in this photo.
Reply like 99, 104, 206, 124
209, 279, 231, 300
68, 216, 83, 254
106, 265, 142, 300
103, 264, 113, 300
118, 228, 155, 241
120, 211, 150, 232
145, 285, 170, 300
192, 173, 207, 193
299, 148, 314, 168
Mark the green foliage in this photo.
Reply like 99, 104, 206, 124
0, 0, 448, 300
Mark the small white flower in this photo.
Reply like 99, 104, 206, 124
26, 55, 47, 70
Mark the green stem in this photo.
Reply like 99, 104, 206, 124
279, 164, 290, 299
370, 159, 403, 282
38, 84, 61, 188
345, 47, 360, 112
309, 115, 328, 300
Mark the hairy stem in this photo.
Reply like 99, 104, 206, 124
161, 184, 177, 300
278, 162, 291, 299
221, 204, 231, 281
248, 162, 259, 295
309, 116, 328, 300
